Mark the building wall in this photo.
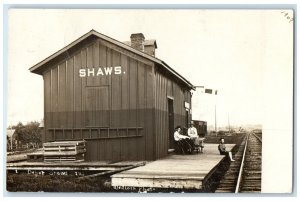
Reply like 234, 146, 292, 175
43, 38, 156, 161
154, 70, 192, 159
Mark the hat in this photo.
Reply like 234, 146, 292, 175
190, 121, 194, 125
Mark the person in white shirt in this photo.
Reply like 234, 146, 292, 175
188, 121, 198, 139
188, 121, 205, 153
174, 126, 193, 154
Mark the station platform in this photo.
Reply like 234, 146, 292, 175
6, 160, 144, 172
111, 143, 235, 190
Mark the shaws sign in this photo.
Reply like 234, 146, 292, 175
79, 66, 124, 77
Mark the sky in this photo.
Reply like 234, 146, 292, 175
7, 9, 293, 128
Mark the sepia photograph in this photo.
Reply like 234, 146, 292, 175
5, 8, 294, 194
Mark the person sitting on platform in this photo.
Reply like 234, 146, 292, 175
218, 137, 235, 161
188, 121, 204, 153
174, 126, 193, 154
187, 121, 198, 140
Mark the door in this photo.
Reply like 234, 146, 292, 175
185, 110, 189, 129
168, 98, 174, 149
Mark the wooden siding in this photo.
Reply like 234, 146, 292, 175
43, 39, 155, 161
42, 37, 191, 162
154, 70, 192, 159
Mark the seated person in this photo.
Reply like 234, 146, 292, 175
187, 121, 198, 141
218, 137, 235, 161
188, 121, 204, 152
174, 126, 193, 154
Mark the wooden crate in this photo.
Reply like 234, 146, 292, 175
43, 140, 86, 162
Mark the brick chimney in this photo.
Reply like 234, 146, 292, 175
130, 33, 145, 52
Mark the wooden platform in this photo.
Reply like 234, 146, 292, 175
6, 161, 143, 172
7, 149, 44, 163
111, 143, 235, 190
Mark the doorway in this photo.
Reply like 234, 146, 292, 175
168, 98, 174, 149
185, 110, 189, 129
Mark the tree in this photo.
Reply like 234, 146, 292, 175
12, 121, 41, 149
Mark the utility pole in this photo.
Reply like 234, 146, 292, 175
193, 85, 218, 136
228, 115, 231, 133
215, 104, 217, 134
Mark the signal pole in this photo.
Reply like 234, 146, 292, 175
228, 115, 231, 133
215, 104, 217, 133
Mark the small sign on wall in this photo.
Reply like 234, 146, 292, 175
184, 102, 190, 109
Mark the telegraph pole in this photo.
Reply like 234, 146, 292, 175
215, 105, 217, 133
194, 85, 218, 136
228, 115, 231, 133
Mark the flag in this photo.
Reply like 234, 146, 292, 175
195, 86, 218, 95
205, 89, 213, 94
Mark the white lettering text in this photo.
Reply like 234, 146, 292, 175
87, 68, 95, 76
115, 66, 122, 75
79, 69, 86, 77
79, 66, 124, 77
104, 67, 113, 75
97, 68, 104, 76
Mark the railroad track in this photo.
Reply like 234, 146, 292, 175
215, 132, 262, 193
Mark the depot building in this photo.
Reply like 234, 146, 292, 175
30, 30, 194, 161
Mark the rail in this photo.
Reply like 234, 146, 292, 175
234, 134, 249, 193
216, 132, 261, 193
235, 132, 262, 193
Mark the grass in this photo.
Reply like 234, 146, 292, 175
6, 173, 112, 192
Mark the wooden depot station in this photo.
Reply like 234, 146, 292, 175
29, 30, 194, 162
7, 30, 236, 190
